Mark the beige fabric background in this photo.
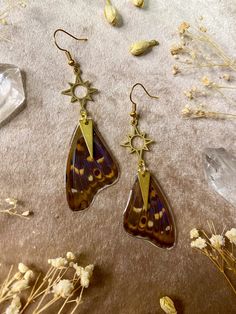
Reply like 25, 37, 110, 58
0, 0, 236, 313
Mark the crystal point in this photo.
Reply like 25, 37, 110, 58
0, 64, 25, 127
203, 147, 236, 207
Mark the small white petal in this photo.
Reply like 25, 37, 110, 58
18, 263, 29, 274
190, 228, 199, 239
52, 279, 74, 298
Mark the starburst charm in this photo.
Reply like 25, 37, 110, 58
121, 126, 153, 158
62, 72, 98, 107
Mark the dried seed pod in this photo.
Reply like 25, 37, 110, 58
132, 0, 144, 7
160, 296, 177, 314
129, 40, 159, 56
104, 0, 118, 26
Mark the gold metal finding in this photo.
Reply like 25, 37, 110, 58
121, 83, 159, 209
54, 28, 98, 158
53, 29, 87, 66
80, 118, 93, 158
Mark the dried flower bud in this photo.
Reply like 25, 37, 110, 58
21, 210, 30, 217
160, 296, 177, 314
66, 252, 75, 260
18, 263, 29, 274
13, 272, 22, 280
5, 198, 18, 206
53, 279, 74, 298
132, 0, 144, 7
178, 22, 190, 34
6, 295, 21, 314
104, 0, 118, 26
24, 270, 34, 282
11, 279, 29, 293
130, 40, 159, 56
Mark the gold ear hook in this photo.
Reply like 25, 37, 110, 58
53, 29, 88, 66
129, 83, 159, 113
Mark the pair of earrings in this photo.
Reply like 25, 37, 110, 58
54, 29, 176, 249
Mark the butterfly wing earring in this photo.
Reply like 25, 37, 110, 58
121, 83, 176, 249
54, 29, 119, 211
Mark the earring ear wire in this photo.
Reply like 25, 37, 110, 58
129, 82, 159, 113
53, 29, 87, 65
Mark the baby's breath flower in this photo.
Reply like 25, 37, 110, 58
178, 21, 190, 34
170, 44, 183, 55
52, 279, 74, 298
104, 0, 118, 26
73, 264, 94, 288
48, 257, 68, 269
160, 296, 177, 314
5, 295, 21, 314
172, 65, 180, 75
13, 272, 22, 280
191, 237, 207, 249
24, 270, 34, 282
225, 228, 236, 245
190, 228, 199, 239
18, 263, 29, 274
66, 252, 75, 260
21, 210, 30, 217
210, 234, 225, 249
129, 40, 159, 56
201, 76, 214, 87
11, 279, 29, 293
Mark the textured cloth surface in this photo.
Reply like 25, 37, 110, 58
0, 0, 236, 313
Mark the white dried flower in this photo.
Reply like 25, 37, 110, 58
5, 295, 21, 314
191, 237, 207, 249
225, 228, 236, 245
13, 272, 22, 280
11, 279, 29, 293
18, 263, 29, 274
66, 252, 75, 260
160, 296, 177, 314
130, 40, 159, 56
24, 270, 34, 282
52, 279, 74, 298
48, 257, 68, 269
5, 198, 18, 206
73, 264, 94, 288
21, 210, 30, 217
210, 234, 225, 249
132, 0, 144, 7
190, 228, 199, 239
104, 0, 118, 26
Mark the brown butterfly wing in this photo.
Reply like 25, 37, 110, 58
123, 175, 175, 249
66, 124, 119, 211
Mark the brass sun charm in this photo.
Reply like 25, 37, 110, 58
121, 126, 153, 158
62, 72, 98, 107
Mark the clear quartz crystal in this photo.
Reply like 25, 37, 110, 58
0, 64, 25, 127
203, 148, 236, 207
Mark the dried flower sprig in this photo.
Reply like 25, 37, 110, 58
181, 105, 236, 120
190, 224, 236, 295
171, 21, 236, 72
0, 198, 31, 219
171, 20, 236, 119
0, 252, 94, 313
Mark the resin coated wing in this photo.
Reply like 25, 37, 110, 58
66, 124, 119, 211
123, 175, 175, 249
